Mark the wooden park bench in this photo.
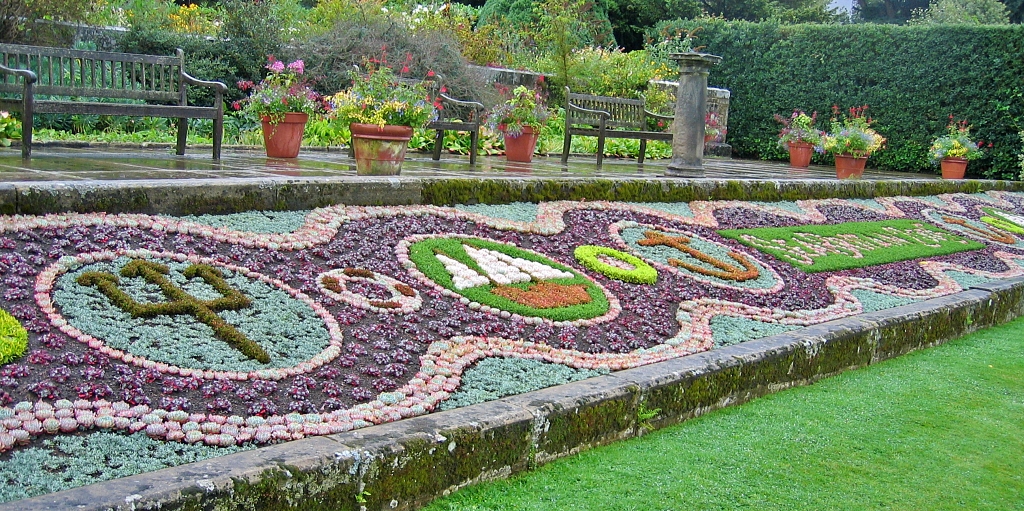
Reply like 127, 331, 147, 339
426, 76, 485, 165
0, 43, 227, 159
562, 87, 674, 166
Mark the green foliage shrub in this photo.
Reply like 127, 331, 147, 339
651, 19, 1024, 178
282, 17, 476, 101
477, 0, 616, 48
0, 0, 90, 44
117, 0, 290, 107
0, 309, 27, 365
909, 0, 1011, 24
118, 18, 278, 107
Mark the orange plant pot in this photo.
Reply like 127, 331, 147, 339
261, 113, 308, 158
834, 154, 867, 179
940, 157, 968, 179
503, 127, 539, 163
787, 141, 814, 168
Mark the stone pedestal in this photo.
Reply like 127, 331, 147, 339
666, 53, 722, 177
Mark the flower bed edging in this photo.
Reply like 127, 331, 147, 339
9, 275, 1024, 511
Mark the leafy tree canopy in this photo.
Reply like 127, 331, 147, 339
854, 0, 931, 22
909, 0, 1010, 24
476, 0, 617, 47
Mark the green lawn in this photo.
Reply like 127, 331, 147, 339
423, 317, 1024, 511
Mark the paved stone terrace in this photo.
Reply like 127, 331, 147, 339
1, 144, 931, 183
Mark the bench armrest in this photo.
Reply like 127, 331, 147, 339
437, 92, 484, 112
0, 63, 38, 84
645, 110, 674, 122
181, 72, 228, 92
567, 102, 611, 119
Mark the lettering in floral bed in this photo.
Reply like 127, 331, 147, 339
718, 219, 985, 272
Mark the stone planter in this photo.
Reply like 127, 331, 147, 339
350, 123, 413, 176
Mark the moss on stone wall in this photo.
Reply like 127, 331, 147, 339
420, 178, 1024, 206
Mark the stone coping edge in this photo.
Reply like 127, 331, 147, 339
8, 276, 1024, 511
1, 177, 1022, 216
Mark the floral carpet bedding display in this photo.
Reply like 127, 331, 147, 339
3, 192, 1024, 500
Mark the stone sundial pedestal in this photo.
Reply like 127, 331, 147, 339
666, 52, 722, 177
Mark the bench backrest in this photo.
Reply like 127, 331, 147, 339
566, 91, 646, 130
0, 43, 184, 103
391, 73, 481, 124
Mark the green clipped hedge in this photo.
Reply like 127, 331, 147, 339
651, 19, 1024, 179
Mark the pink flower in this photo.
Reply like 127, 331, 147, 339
287, 60, 304, 74
268, 60, 285, 73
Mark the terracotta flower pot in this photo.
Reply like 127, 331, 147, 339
704, 134, 715, 144
261, 113, 308, 158
787, 141, 814, 168
834, 154, 867, 179
940, 157, 968, 179
503, 126, 539, 162
349, 123, 413, 176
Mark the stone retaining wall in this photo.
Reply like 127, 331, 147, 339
2, 178, 1023, 216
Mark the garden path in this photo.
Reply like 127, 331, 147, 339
0, 145, 931, 183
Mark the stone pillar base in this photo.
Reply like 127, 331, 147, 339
664, 165, 705, 177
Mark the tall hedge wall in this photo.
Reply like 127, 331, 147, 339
652, 20, 1024, 179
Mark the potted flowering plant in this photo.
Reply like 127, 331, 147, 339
329, 66, 435, 175
705, 112, 725, 144
0, 111, 20, 148
774, 109, 821, 168
486, 85, 550, 162
237, 56, 322, 158
929, 117, 984, 179
818, 104, 885, 179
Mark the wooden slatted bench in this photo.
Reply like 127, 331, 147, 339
0, 43, 227, 159
428, 89, 485, 164
425, 74, 485, 165
562, 87, 674, 166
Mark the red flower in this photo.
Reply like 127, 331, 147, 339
401, 66, 410, 74
231, 101, 241, 111
426, 70, 435, 77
